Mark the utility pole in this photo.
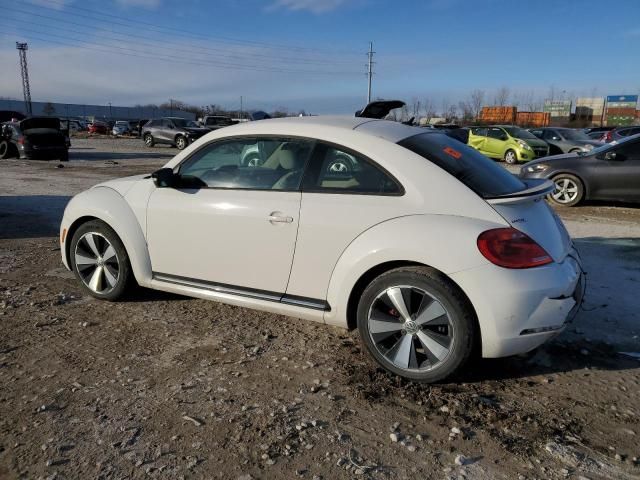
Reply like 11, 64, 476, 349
240, 96, 243, 120
16, 42, 32, 116
366, 41, 374, 104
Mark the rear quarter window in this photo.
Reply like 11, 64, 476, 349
398, 132, 526, 198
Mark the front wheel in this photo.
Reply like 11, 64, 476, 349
175, 136, 187, 150
548, 174, 584, 207
69, 220, 133, 301
357, 266, 477, 383
144, 134, 155, 147
504, 149, 517, 164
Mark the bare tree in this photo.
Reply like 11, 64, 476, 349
440, 98, 450, 119
422, 98, 436, 121
469, 89, 485, 120
493, 86, 510, 107
410, 97, 421, 119
458, 101, 473, 122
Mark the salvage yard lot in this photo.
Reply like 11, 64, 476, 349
1, 138, 639, 479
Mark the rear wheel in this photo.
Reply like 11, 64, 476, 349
549, 174, 584, 207
144, 134, 155, 147
70, 220, 133, 301
0, 141, 15, 159
357, 266, 476, 383
504, 149, 517, 164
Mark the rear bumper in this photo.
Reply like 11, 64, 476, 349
451, 251, 585, 358
20, 145, 68, 159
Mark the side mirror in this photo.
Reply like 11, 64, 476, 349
152, 168, 178, 188
604, 151, 618, 161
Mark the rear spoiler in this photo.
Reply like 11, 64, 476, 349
485, 179, 554, 205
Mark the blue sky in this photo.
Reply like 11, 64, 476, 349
0, 0, 639, 114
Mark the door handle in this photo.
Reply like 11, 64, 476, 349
268, 212, 293, 224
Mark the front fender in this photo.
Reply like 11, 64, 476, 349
60, 186, 152, 287
323, 214, 506, 328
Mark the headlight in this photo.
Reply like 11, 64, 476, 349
583, 144, 594, 151
518, 141, 532, 150
523, 163, 548, 173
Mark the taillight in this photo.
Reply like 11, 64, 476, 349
604, 131, 612, 142
477, 228, 552, 269
17, 136, 25, 145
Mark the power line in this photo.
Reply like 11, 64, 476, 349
2, 32, 362, 75
4, 8, 356, 67
16, 0, 362, 56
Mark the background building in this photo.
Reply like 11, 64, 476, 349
0, 99, 195, 121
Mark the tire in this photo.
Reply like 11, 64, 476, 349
243, 154, 263, 167
0, 141, 14, 159
548, 173, 584, 207
357, 266, 477, 383
326, 154, 353, 173
175, 135, 187, 150
69, 220, 133, 301
60, 151, 69, 162
144, 134, 155, 147
503, 149, 517, 164
569, 148, 582, 155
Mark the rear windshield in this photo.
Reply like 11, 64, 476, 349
398, 132, 526, 198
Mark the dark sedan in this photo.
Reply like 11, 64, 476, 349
520, 134, 640, 206
0, 117, 69, 161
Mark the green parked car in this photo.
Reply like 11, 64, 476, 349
467, 126, 549, 164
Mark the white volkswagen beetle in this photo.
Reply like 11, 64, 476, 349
59, 116, 584, 382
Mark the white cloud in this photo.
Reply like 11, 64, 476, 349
268, 0, 350, 14
114, 0, 161, 8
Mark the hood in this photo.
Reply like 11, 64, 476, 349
183, 127, 209, 134
94, 174, 149, 196
20, 117, 60, 131
583, 140, 603, 148
525, 152, 577, 166
519, 137, 548, 148
356, 100, 405, 119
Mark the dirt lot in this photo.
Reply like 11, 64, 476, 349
1, 137, 639, 480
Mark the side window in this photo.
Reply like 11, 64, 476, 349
302, 143, 401, 195
487, 128, 506, 140
161, 119, 172, 128
615, 141, 640, 161
471, 127, 487, 137
543, 130, 559, 141
530, 129, 543, 138
178, 137, 314, 191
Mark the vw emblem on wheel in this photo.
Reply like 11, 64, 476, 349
404, 320, 419, 335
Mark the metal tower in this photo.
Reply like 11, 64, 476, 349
16, 42, 33, 116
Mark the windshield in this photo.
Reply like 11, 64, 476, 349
589, 134, 638, 155
559, 129, 590, 141
398, 132, 527, 198
187, 121, 200, 127
503, 127, 538, 140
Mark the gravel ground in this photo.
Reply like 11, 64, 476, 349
1, 137, 639, 480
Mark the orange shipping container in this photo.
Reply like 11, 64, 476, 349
606, 107, 637, 116
516, 111, 550, 127
479, 106, 517, 124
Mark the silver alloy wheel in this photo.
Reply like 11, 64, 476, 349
504, 150, 517, 164
367, 285, 454, 372
552, 178, 579, 204
145, 135, 153, 146
176, 137, 186, 149
328, 161, 349, 173
74, 232, 120, 294
246, 156, 262, 167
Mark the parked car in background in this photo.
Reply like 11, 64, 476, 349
88, 122, 108, 135
528, 127, 601, 155
60, 116, 584, 383
467, 125, 548, 163
520, 133, 640, 206
586, 131, 607, 141
602, 125, 640, 144
142, 117, 209, 150
0, 117, 69, 161
112, 121, 130, 136
202, 115, 237, 131
583, 126, 614, 135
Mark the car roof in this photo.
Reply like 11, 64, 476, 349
222, 116, 426, 143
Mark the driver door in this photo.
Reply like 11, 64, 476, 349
485, 127, 506, 158
146, 136, 314, 295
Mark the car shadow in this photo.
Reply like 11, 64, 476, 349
69, 151, 174, 161
0, 195, 72, 239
